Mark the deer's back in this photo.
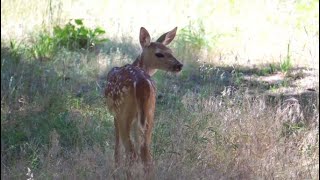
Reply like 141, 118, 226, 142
105, 64, 156, 115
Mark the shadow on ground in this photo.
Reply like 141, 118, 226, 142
152, 59, 319, 125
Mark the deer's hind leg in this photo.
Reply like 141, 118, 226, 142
114, 116, 120, 168
118, 104, 138, 179
140, 94, 156, 179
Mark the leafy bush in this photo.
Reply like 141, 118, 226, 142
29, 19, 108, 61
53, 19, 108, 50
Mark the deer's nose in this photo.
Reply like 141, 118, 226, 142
174, 63, 183, 72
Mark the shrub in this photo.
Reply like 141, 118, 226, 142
29, 19, 108, 61
53, 19, 108, 50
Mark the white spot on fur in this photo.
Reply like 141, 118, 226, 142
122, 86, 128, 93
146, 79, 153, 89
133, 82, 137, 90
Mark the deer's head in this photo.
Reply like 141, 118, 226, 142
136, 27, 183, 75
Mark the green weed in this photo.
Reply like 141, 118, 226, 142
173, 19, 220, 62
280, 57, 292, 73
177, 20, 210, 51
259, 64, 278, 76
53, 19, 108, 50
281, 122, 306, 137
280, 42, 292, 72
232, 69, 244, 86
268, 79, 289, 91
29, 31, 55, 61
28, 19, 109, 61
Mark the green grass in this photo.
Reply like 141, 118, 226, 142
280, 42, 293, 73
1, 39, 319, 179
1, 42, 113, 174
29, 31, 55, 61
259, 64, 278, 76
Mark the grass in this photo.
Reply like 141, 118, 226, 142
280, 42, 293, 73
1, 40, 319, 179
1, 0, 319, 179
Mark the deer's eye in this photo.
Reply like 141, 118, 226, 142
155, 53, 164, 58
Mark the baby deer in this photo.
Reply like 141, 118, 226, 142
105, 27, 183, 179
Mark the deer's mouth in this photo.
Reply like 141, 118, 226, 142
172, 63, 183, 72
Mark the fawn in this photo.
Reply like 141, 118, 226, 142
105, 27, 183, 179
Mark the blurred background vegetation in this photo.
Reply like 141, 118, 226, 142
1, 0, 319, 179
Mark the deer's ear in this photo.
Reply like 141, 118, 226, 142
139, 27, 151, 47
156, 27, 177, 45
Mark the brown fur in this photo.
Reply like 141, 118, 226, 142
105, 27, 182, 179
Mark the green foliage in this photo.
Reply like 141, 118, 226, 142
268, 79, 290, 91
295, 0, 319, 32
280, 42, 292, 72
53, 19, 108, 50
177, 20, 210, 51
232, 69, 244, 86
9, 40, 23, 59
259, 64, 278, 76
280, 57, 292, 73
281, 122, 306, 137
29, 32, 55, 61
1, 44, 113, 169
28, 19, 108, 61
1, 96, 112, 167
173, 19, 217, 61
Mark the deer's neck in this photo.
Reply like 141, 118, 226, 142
132, 55, 157, 76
